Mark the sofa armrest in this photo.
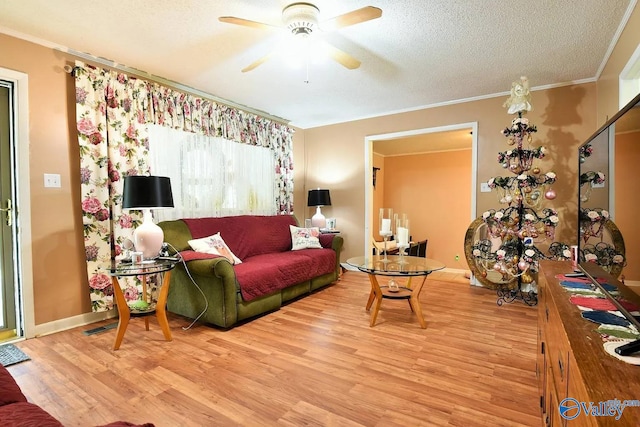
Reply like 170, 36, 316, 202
331, 235, 343, 253
328, 235, 343, 276
182, 257, 235, 279
0, 365, 27, 406
167, 256, 241, 327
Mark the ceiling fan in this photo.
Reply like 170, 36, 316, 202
219, 2, 382, 73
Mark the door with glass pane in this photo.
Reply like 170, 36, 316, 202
0, 82, 19, 341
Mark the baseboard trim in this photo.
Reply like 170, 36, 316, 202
33, 310, 117, 338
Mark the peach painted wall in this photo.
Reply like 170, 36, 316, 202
0, 33, 90, 324
615, 131, 640, 281
382, 150, 471, 268
597, 4, 640, 124
302, 84, 598, 263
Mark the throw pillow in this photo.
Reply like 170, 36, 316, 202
290, 225, 322, 250
188, 232, 242, 264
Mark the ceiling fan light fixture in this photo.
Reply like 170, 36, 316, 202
283, 2, 319, 36
279, 36, 325, 69
220, 2, 381, 72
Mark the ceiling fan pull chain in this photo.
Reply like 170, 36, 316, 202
305, 60, 310, 84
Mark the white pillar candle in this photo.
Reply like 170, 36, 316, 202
381, 218, 391, 234
397, 227, 409, 246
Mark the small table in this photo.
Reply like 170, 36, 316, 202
320, 229, 340, 234
102, 259, 177, 350
347, 255, 445, 328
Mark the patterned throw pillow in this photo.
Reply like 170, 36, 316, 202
290, 225, 322, 251
188, 232, 242, 264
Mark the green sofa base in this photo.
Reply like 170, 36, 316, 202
167, 264, 340, 329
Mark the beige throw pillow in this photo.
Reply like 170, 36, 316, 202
290, 225, 322, 250
188, 232, 242, 264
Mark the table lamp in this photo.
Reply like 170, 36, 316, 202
308, 188, 331, 228
122, 175, 174, 259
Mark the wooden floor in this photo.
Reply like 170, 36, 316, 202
8, 271, 541, 427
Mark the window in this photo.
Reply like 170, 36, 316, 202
148, 124, 276, 221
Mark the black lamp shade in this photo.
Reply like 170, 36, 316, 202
122, 176, 174, 209
308, 189, 331, 207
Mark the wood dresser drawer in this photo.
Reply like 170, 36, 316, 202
537, 261, 640, 427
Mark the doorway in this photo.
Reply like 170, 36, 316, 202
0, 82, 18, 341
364, 122, 478, 268
0, 68, 34, 343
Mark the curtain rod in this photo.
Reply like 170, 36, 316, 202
59, 47, 291, 125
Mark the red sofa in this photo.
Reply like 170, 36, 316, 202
158, 215, 343, 328
0, 363, 153, 426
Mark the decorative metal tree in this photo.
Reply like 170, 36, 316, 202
471, 77, 570, 306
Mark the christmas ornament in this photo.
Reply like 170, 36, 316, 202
545, 188, 557, 200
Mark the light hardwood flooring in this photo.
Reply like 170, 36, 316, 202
8, 271, 541, 427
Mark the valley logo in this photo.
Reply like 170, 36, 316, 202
559, 397, 640, 421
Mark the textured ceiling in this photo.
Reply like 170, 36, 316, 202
0, 1, 633, 129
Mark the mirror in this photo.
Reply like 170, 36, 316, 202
578, 92, 640, 282
577, 93, 640, 353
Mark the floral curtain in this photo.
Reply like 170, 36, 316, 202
75, 61, 295, 312
76, 66, 152, 312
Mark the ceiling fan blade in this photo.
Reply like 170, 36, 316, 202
219, 16, 278, 30
322, 6, 382, 30
322, 41, 361, 70
241, 52, 275, 73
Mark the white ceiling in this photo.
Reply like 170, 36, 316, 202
0, 1, 634, 129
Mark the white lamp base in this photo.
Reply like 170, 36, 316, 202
311, 206, 326, 228
133, 209, 164, 259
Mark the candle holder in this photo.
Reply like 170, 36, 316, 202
395, 213, 410, 264
379, 208, 393, 263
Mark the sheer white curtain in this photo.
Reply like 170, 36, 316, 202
148, 124, 276, 221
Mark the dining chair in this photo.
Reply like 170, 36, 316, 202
372, 235, 398, 255
407, 239, 427, 257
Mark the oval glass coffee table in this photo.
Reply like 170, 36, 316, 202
347, 255, 445, 328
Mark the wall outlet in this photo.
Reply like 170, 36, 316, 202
480, 182, 491, 192
592, 182, 605, 189
44, 173, 61, 188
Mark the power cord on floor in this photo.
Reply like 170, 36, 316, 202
164, 242, 209, 331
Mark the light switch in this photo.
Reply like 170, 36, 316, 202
480, 182, 491, 192
44, 173, 61, 188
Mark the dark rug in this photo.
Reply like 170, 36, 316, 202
0, 344, 30, 367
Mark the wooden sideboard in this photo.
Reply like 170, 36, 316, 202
537, 260, 640, 427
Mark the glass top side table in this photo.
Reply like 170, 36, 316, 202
346, 255, 445, 328
100, 258, 178, 350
